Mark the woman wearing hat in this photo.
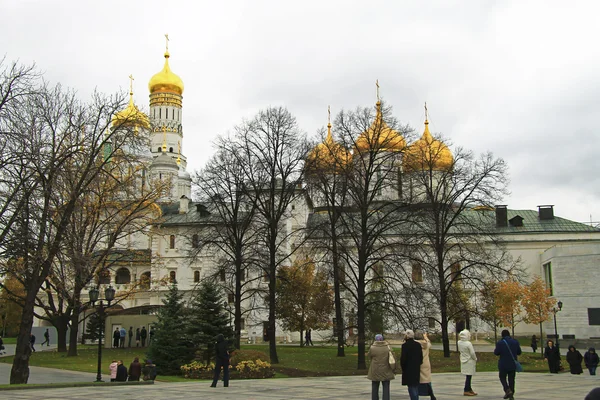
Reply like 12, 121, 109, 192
367, 334, 395, 400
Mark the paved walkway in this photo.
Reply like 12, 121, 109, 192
0, 372, 598, 399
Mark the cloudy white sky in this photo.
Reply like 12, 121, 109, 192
1, 0, 599, 224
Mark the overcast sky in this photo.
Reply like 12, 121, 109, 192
2, 0, 599, 224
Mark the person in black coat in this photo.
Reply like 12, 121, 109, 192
566, 345, 583, 375
210, 333, 230, 388
544, 340, 561, 373
494, 329, 522, 400
585, 348, 599, 376
112, 328, 120, 348
400, 329, 423, 400
530, 335, 538, 353
115, 360, 128, 382
140, 326, 148, 347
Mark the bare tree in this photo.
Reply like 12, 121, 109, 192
226, 107, 308, 363
192, 142, 264, 349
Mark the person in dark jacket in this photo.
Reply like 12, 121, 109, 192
112, 328, 120, 348
566, 345, 583, 374
128, 357, 142, 381
494, 329, 522, 400
585, 348, 599, 376
140, 326, 148, 347
210, 334, 230, 387
400, 329, 423, 400
115, 360, 128, 382
586, 387, 600, 400
544, 340, 561, 373
128, 326, 133, 347
530, 335, 538, 353
30, 334, 36, 352
135, 327, 141, 347
142, 359, 157, 381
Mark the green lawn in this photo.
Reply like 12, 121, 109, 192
0, 343, 551, 380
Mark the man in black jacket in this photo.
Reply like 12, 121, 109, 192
400, 329, 423, 400
210, 334, 230, 388
494, 329, 522, 400
116, 360, 128, 382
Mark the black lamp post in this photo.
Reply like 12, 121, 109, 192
89, 285, 115, 382
552, 300, 563, 349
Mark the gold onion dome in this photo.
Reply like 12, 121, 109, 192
112, 87, 150, 129
403, 118, 453, 172
148, 50, 184, 95
355, 101, 406, 152
307, 118, 349, 173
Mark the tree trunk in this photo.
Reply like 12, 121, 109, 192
300, 328, 304, 347
55, 322, 68, 353
67, 305, 81, 356
10, 290, 36, 384
268, 237, 279, 364
356, 272, 366, 370
331, 238, 345, 357
539, 322, 544, 359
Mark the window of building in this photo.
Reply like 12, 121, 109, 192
228, 293, 234, 303
159, 108, 161, 119
193, 270, 200, 283
157, 147, 161, 153
219, 268, 226, 282
428, 317, 436, 329
240, 318, 245, 330
192, 234, 199, 249
115, 268, 131, 284
588, 308, 600, 325
240, 268, 246, 281
169, 270, 176, 283
169, 147, 173, 153
139, 271, 151, 289
412, 264, 423, 283
450, 262, 461, 280
543, 262, 553, 295
169, 235, 175, 249
98, 270, 111, 285
373, 263, 384, 280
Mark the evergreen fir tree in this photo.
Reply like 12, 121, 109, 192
85, 312, 103, 342
147, 282, 193, 375
188, 280, 233, 364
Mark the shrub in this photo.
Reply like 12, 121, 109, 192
229, 349, 269, 367
235, 360, 275, 379
180, 361, 219, 379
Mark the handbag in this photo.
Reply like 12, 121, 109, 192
387, 345, 396, 366
503, 339, 523, 372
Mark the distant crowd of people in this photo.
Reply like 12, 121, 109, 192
109, 357, 156, 382
112, 326, 154, 348
367, 328, 600, 400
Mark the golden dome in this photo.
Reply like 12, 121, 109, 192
306, 120, 349, 173
355, 101, 406, 152
148, 51, 184, 95
112, 91, 150, 129
403, 118, 453, 172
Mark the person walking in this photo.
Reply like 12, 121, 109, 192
210, 334, 230, 388
112, 328, 120, 348
367, 334, 395, 400
29, 333, 36, 352
400, 329, 423, 400
458, 329, 478, 397
307, 329, 314, 346
116, 360, 128, 382
544, 340, 561, 373
128, 326, 133, 347
584, 348, 599, 376
109, 359, 118, 382
149, 327, 154, 345
119, 326, 126, 348
530, 335, 538, 353
415, 331, 436, 400
135, 327, 141, 347
0, 335, 4, 354
494, 329, 522, 400
128, 357, 142, 381
140, 326, 148, 347
41, 329, 50, 346
566, 345, 584, 375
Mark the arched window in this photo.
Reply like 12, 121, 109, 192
192, 234, 199, 248
169, 235, 175, 249
193, 270, 200, 283
169, 147, 173, 153
98, 270, 111, 285
412, 264, 423, 283
169, 270, 176, 283
115, 268, 131, 284
157, 146, 161, 152
140, 271, 151, 289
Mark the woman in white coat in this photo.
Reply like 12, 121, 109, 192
457, 329, 477, 396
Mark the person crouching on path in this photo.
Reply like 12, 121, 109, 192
210, 334, 230, 388
400, 329, 423, 400
458, 329, 478, 397
415, 330, 436, 400
367, 334, 395, 400
494, 329, 522, 400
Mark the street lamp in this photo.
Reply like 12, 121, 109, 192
89, 285, 115, 382
552, 300, 563, 349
